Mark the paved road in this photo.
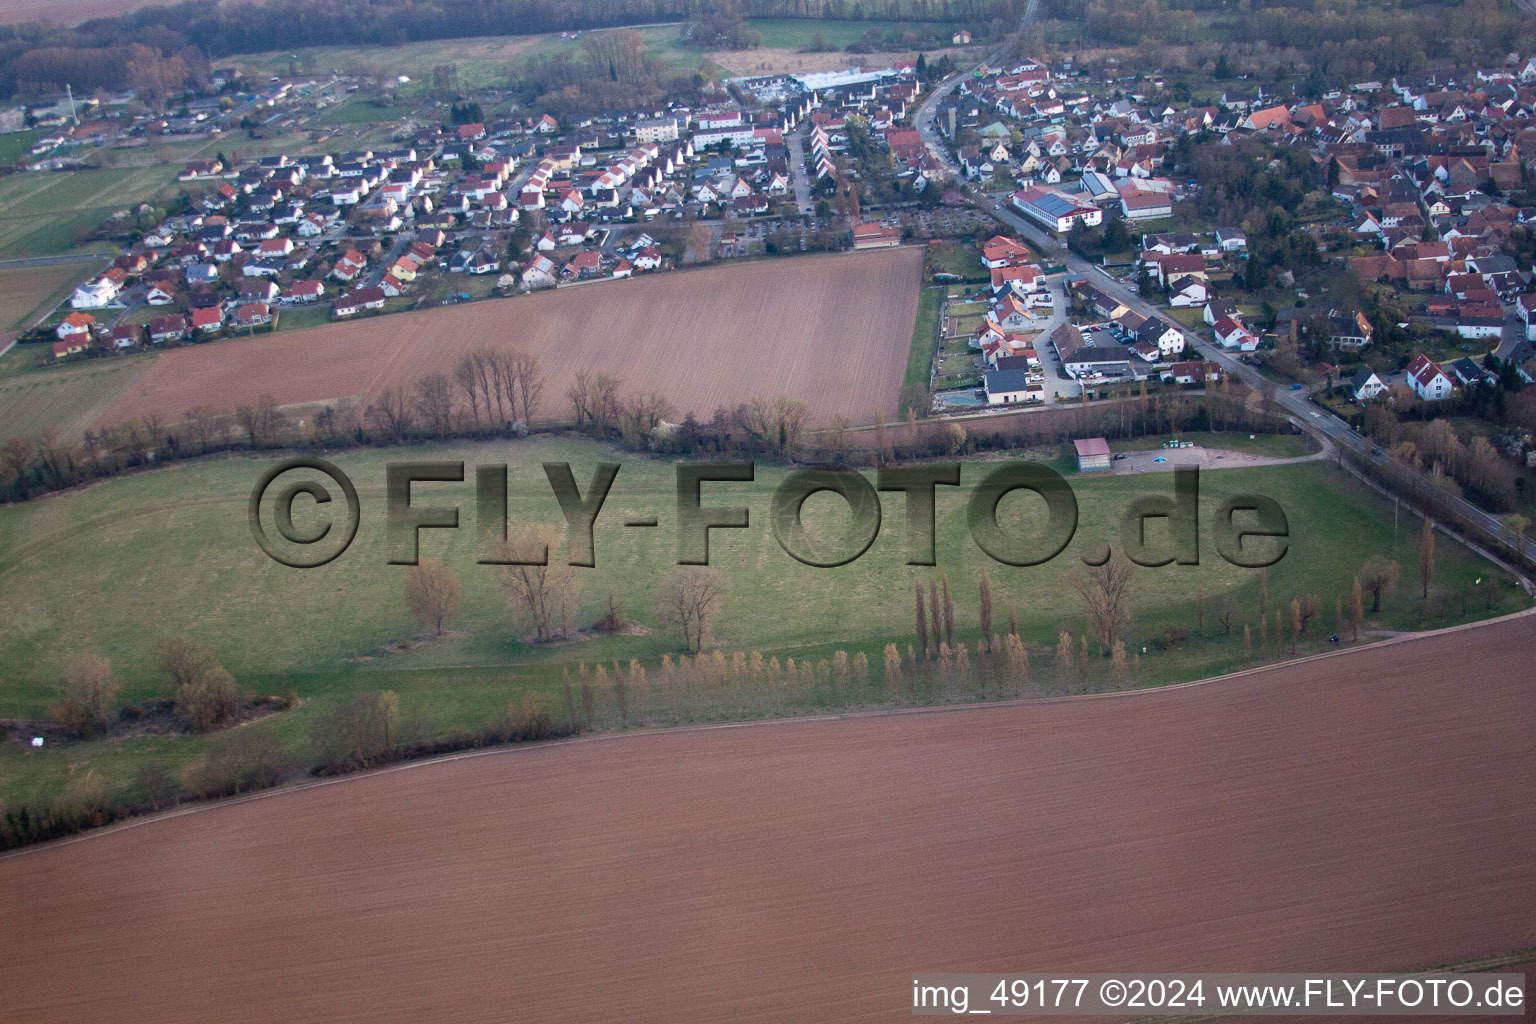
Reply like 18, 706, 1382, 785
0, 253, 113, 270
785, 122, 815, 216
971, 191, 1536, 563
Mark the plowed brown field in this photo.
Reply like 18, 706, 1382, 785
99, 248, 924, 428
0, 0, 157, 23
2, 615, 1533, 1023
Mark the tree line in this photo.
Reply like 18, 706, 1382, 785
0, 0, 1009, 99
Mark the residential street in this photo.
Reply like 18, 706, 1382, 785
915, 51, 1533, 563
785, 122, 815, 216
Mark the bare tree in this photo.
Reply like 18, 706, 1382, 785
618, 391, 677, 448
1068, 551, 1136, 653
414, 373, 455, 437
454, 352, 484, 426
817, 415, 850, 463
660, 566, 729, 653
498, 524, 582, 642
738, 394, 810, 457
159, 636, 215, 693
51, 655, 120, 738
1295, 593, 1321, 634
1, 436, 34, 499
511, 349, 545, 425
404, 557, 460, 635
566, 369, 594, 427
1216, 598, 1234, 636
365, 384, 415, 443
182, 405, 228, 453
235, 394, 284, 447
591, 373, 623, 434
1360, 555, 1399, 612
176, 664, 240, 731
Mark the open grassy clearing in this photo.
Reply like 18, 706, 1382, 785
0, 166, 182, 259
237, 24, 713, 96
0, 435, 1523, 807
0, 130, 42, 165
903, 284, 943, 395
0, 346, 154, 438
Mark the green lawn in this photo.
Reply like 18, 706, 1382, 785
270, 305, 333, 333
747, 18, 959, 49
904, 284, 943, 396
0, 129, 42, 165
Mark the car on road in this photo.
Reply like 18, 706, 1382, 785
1289, 383, 1303, 390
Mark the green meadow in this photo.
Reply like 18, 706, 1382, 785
0, 434, 1524, 807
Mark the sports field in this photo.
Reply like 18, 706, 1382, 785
1, 613, 1531, 1021
99, 248, 924, 428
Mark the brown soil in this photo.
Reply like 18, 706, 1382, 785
98, 248, 924, 428
1, 615, 1532, 1022
0, 0, 170, 24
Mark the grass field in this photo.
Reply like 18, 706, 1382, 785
234, 17, 970, 92
0, 130, 41, 165
0, 167, 182, 260
0, 345, 153, 438
903, 284, 942, 399
0, 435, 1524, 808
0, 263, 96, 334
237, 25, 715, 96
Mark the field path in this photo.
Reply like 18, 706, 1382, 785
1, 614, 1533, 1022
99, 248, 924, 428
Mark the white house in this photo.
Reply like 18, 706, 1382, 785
1516, 293, 1536, 341
521, 254, 557, 288
70, 277, 120, 308
984, 368, 1043, 405
1350, 367, 1387, 401
1406, 353, 1453, 401
1168, 276, 1208, 307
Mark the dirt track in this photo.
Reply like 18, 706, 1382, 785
2, 616, 1533, 1023
99, 248, 923, 428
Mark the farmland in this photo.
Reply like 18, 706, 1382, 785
0, 431, 1524, 809
0, 344, 152, 438
1, 613, 1532, 1021
98, 248, 924, 428
0, 0, 159, 24
0, 167, 182, 261
231, 19, 978, 88
0, 263, 98, 336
